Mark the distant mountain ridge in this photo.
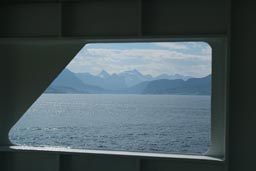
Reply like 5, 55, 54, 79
118, 69, 153, 87
45, 69, 105, 94
76, 70, 127, 91
141, 75, 211, 95
156, 74, 191, 81
76, 69, 192, 88
46, 68, 211, 95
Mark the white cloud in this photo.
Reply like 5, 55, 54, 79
153, 42, 188, 50
201, 46, 212, 55
84, 48, 210, 61
67, 45, 211, 77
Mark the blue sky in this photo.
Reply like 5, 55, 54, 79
67, 42, 211, 77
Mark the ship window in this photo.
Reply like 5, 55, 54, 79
9, 41, 223, 155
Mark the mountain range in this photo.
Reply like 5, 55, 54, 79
45, 69, 211, 95
45, 69, 105, 94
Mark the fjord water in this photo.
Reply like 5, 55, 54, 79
9, 94, 210, 154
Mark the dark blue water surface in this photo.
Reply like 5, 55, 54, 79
9, 94, 210, 154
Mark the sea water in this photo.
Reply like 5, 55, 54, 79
9, 94, 210, 154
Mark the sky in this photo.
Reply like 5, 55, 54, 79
66, 42, 211, 77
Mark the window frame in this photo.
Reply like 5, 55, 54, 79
7, 36, 228, 161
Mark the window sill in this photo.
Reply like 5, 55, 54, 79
0, 145, 223, 163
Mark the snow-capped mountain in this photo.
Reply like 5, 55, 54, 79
119, 69, 153, 87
